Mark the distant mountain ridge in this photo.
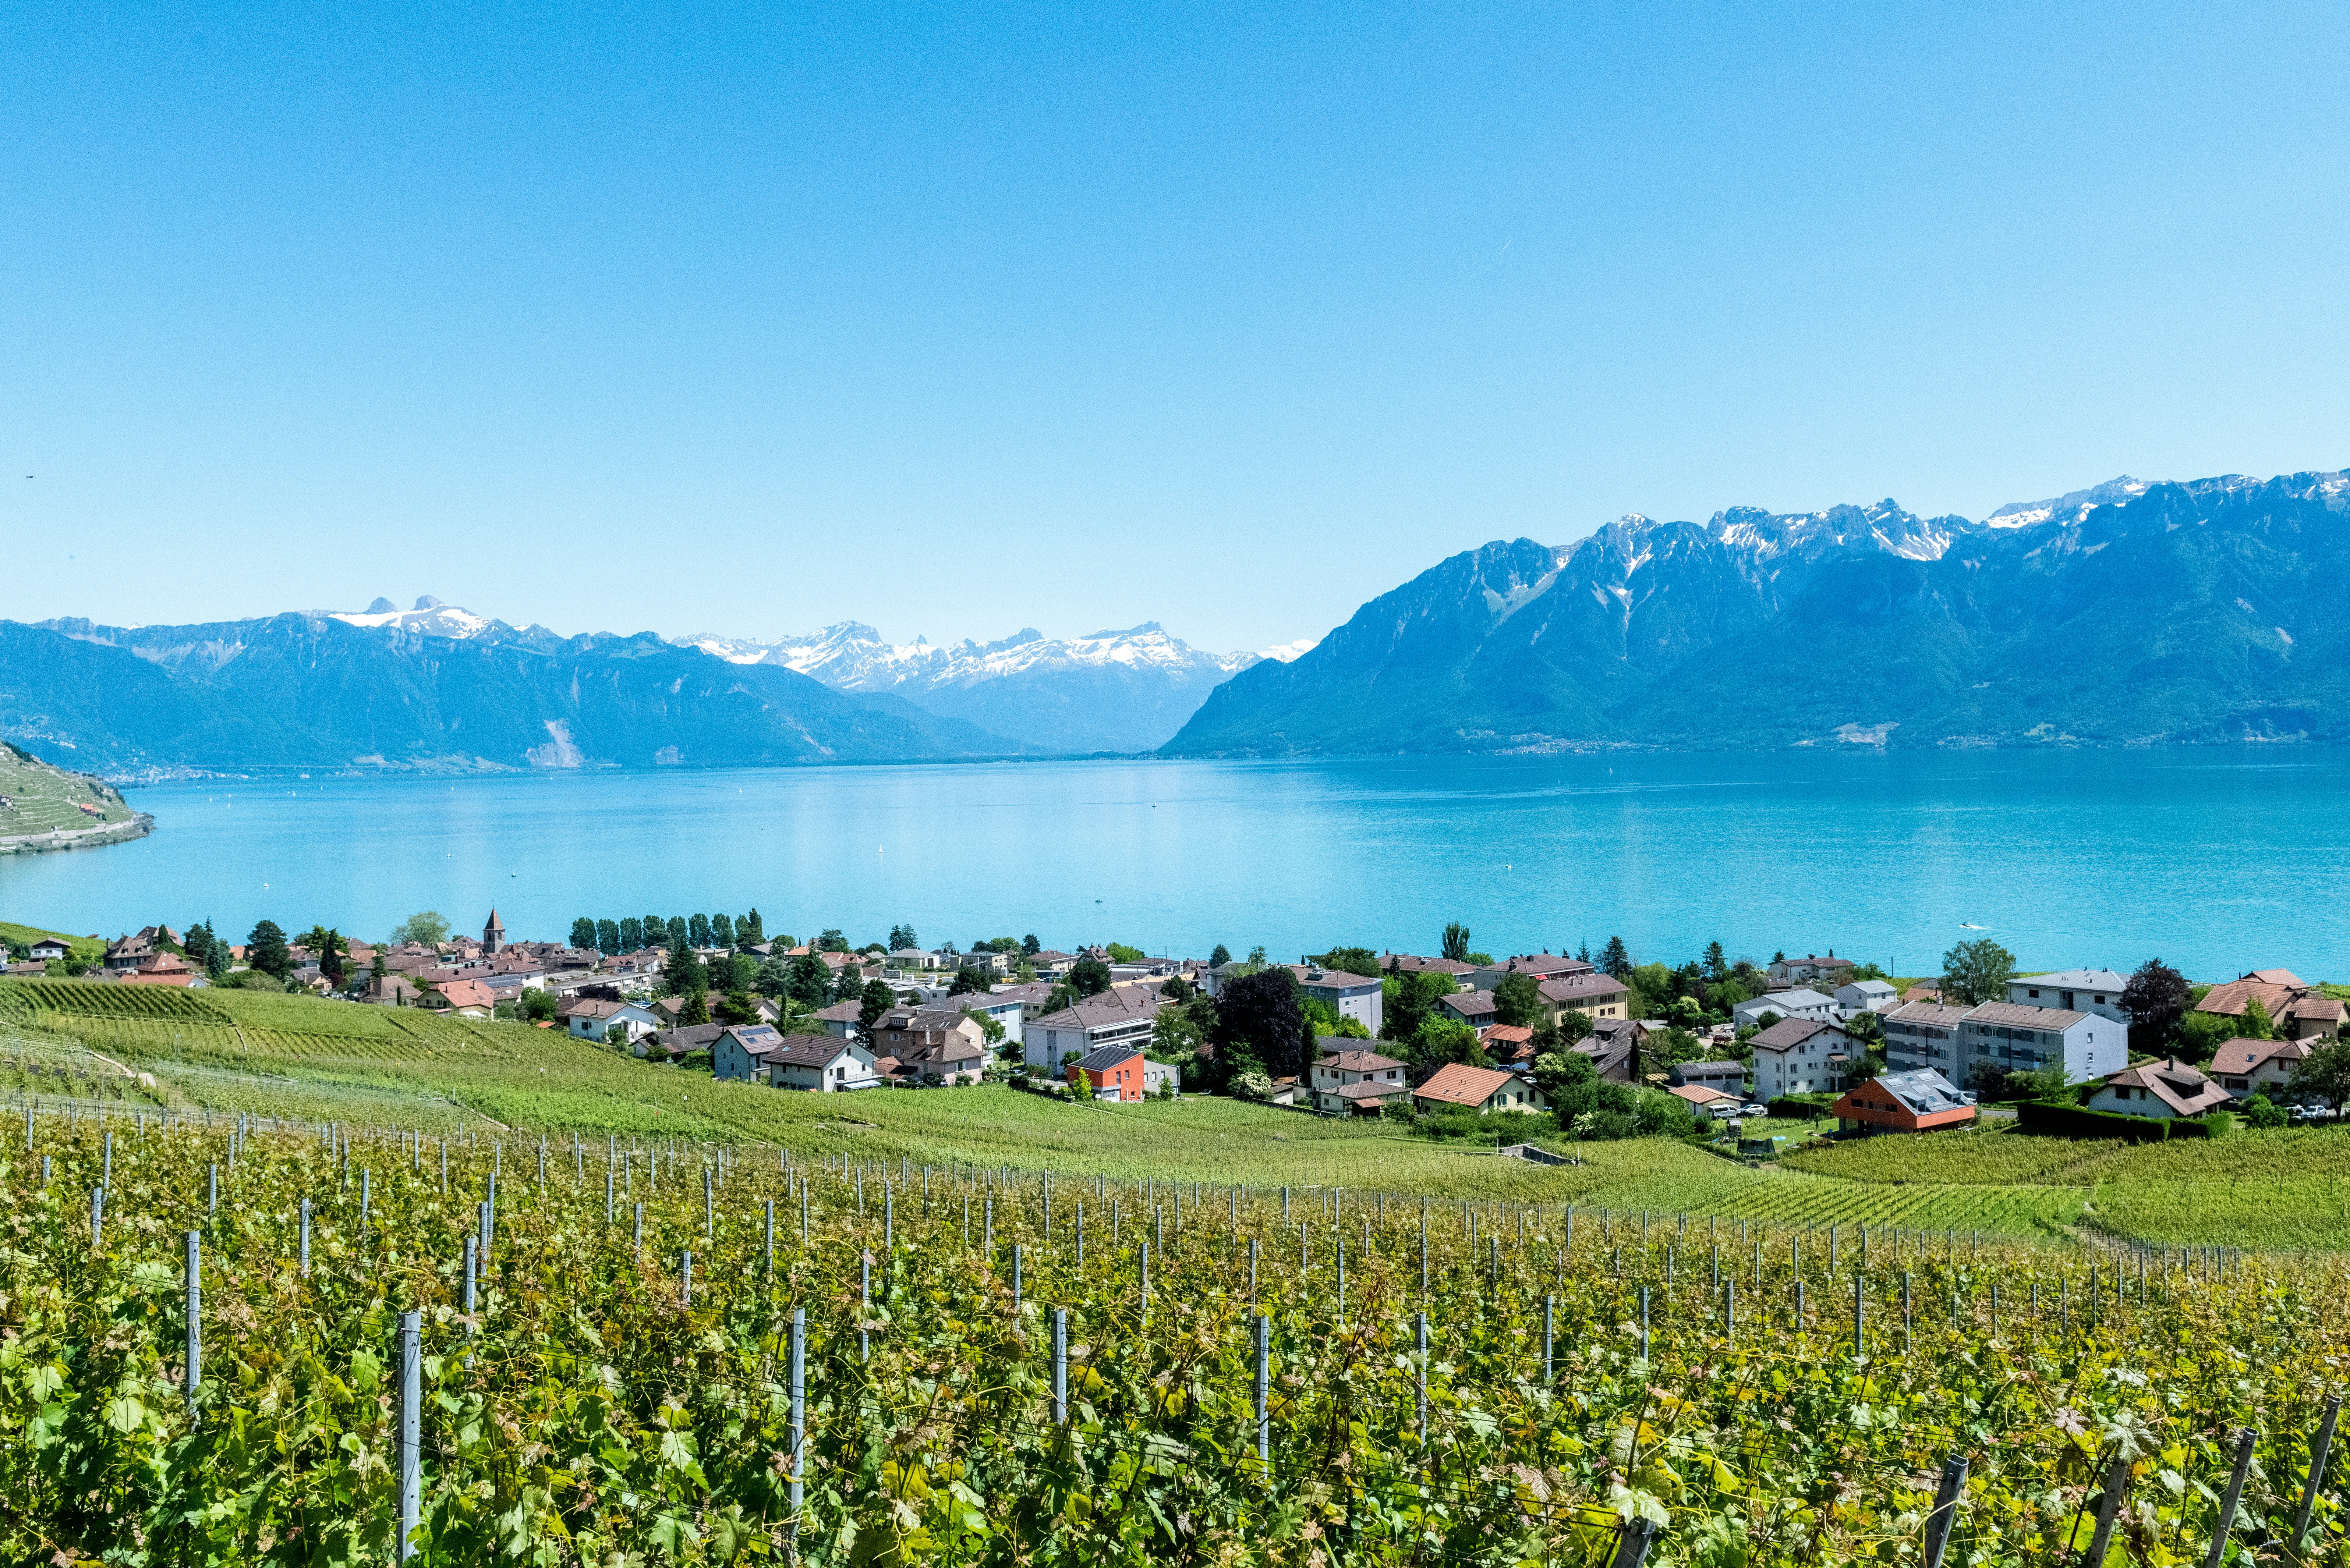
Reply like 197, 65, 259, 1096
675, 621, 1311, 753
0, 606, 1033, 780
1165, 468, 2350, 755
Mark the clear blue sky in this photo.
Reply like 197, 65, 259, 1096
6, 0, 2345, 653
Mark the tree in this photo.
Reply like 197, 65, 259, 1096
688, 913, 713, 948
2290, 1040, 2350, 1110
1381, 969, 1456, 1044
1068, 957, 1112, 998
247, 920, 291, 979
2241, 997, 2276, 1040
665, 916, 688, 947
571, 917, 598, 950
368, 947, 386, 980
1702, 941, 1727, 981
1211, 967, 1312, 1081
1105, 943, 1144, 963
1069, 1068, 1091, 1100
2119, 959, 2192, 1053
319, 930, 346, 985
714, 991, 762, 1025
2242, 1093, 2289, 1129
520, 988, 560, 1023
1151, 1005, 1206, 1061
1556, 1008, 1592, 1046
589, 918, 615, 953
819, 929, 849, 952
1405, 1017, 1488, 1084
858, 979, 895, 1036
947, 967, 989, 996
1492, 972, 1544, 1029
833, 964, 866, 1004
1441, 923, 1471, 963
1939, 939, 2016, 1007
786, 954, 833, 1008
1311, 947, 1381, 979
740, 909, 764, 944
1600, 936, 1632, 979
1023, 934, 1041, 956
680, 990, 710, 1027
888, 923, 920, 951
663, 937, 707, 998
2178, 1011, 2236, 1065
387, 911, 449, 948
618, 917, 644, 951
711, 913, 735, 948
641, 915, 667, 949
1210, 943, 1232, 968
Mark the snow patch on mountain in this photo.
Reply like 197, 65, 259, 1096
671, 620, 1273, 692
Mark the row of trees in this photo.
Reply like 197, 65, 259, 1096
567, 911, 770, 956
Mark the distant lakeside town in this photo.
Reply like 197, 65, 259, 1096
8, 908, 2346, 1149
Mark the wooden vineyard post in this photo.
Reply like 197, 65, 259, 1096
2291, 1393, 2342, 1557
397, 1309, 421, 1563
1922, 1452, 1968, 1568
2205, 1427, 2255, 1568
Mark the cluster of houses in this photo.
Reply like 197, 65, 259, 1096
15, 915, 2340, 1136
1675, 959, 2345, 1137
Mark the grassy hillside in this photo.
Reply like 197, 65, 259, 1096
0, 741, 134, 837
2, 976, 2341, 1247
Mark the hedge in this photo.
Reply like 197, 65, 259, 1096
2014, 1099, 2230, 1142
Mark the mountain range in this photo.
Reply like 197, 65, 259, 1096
1166, 468, 2350, 754
676, 622, 1309, 753
0, 610, 1030, 779
8, 466, 2343, 778
0, 597, 1301, 777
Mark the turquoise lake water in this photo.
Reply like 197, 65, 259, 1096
3, 750, 2346, 981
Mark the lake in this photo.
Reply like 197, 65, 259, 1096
3, 749, 2346, 981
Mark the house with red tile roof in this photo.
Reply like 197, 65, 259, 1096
1412, 1063, 1549, 1115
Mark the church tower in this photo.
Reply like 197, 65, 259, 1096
482, 908, 506, 955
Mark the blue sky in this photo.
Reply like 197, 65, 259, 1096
5, 0, 2345, 653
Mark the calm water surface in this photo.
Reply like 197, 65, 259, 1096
3, 751, 2346, 980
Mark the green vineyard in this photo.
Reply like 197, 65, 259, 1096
4, 1108, 2346, 1565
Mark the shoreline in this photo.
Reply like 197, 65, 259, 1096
0, 812, 155, 856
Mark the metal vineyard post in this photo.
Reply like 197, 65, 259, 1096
2290, 1392, 2342, 1554
2205, 1427, 2255, 1568
300, 1196, 311, 1277
1052, 1306, 1068, 1424
183, 1231, 201, 1411
787, 1308, 805, 1530
396, 1309, 421, 1562
1921, 1452, 1968, 1568
1253, 1312, 1270, 1465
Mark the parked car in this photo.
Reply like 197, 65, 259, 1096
1740, 1103, 1769, 1117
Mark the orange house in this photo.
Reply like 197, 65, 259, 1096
1068, 1044, 1148, 1102
1831, 1069, 1975, 1134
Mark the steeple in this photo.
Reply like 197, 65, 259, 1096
483, 908, 506, 954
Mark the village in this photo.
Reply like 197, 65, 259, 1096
9, 907, 2342, 1149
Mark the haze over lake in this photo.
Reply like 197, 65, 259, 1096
4, 750, 2345, 981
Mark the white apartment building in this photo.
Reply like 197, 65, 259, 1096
1882, 1000, 1968, 1075
2006, 970, 2129, 1026
1747, 1017, 1854, 1100
1956, 1001, 2120, 1085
